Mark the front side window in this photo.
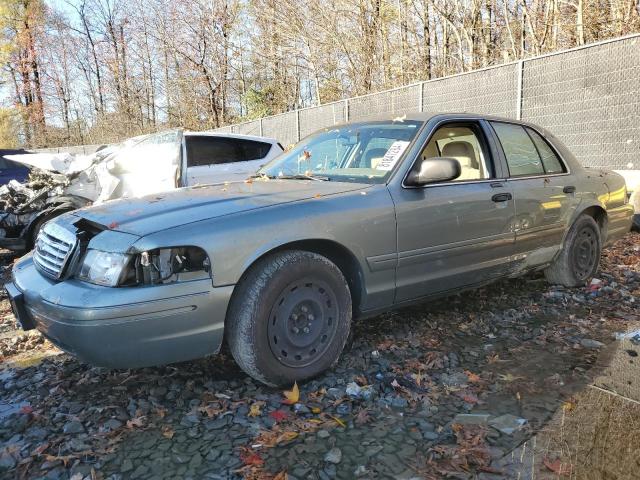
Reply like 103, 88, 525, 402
259, 121, 423, 183
491, 122, 545, 176
418, 124, 491, 181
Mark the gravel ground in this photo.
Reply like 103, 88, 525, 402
0, 233, 638, 480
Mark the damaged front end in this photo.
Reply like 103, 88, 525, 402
0, 169, 90, 250
0, 130, 182, 251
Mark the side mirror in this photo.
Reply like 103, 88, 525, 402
405, 157, 461, 186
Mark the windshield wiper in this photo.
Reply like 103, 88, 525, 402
277, 173, 330, 181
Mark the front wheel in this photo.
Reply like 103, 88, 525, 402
227, 250, 352, 387
544, 214, 602, 287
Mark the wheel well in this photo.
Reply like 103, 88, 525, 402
580, 205, 608, 240
244, 240, 364, 314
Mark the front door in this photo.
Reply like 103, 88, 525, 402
390, 120, 517, 303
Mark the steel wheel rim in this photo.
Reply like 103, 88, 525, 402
572, 227, 597, 280
267, 278, 340, 368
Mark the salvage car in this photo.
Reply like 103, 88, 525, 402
0, 130, 282, 250
6, 113, 633, 386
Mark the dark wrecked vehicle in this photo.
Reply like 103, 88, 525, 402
0, 130, 282, 251
6, 113, 634, 386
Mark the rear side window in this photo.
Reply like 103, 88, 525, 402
526, 128, 566, 174
491, 122, 544, 176
186, 137, 272, 167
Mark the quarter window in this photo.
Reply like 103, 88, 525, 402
186, 137, 272, 167
491, 122, 544, 176
526, 128, 565, 174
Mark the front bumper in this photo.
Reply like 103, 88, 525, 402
6, 254, 234, 368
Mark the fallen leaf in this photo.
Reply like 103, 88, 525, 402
282, 382, 299, 404
269, 410, 288, 422
161, 426, 175, 439
249, 402, 263, 417
20, 405, 33, 415
498, 373, 523, 383
462, 393, 479, 404
330, 415, 346, 428
31, 443, 49, 456
465, 371, 481, 383
311, 407, 322, 414
273, 471, 288, 480
276, 431, 298, 443
240, 451, 264, 466
126, 416, 146, 429
355, 410, 371, 425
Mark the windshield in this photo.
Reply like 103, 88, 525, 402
259, 120, 423, 183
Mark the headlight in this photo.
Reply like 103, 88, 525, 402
76, 250, 131, 287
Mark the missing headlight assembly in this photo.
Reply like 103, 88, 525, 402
75, 246, 210, 287
131, 247, 211, 286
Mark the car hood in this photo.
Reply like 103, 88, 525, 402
71, 179, 370, 237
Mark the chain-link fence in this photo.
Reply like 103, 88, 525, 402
220, 34, 640, 169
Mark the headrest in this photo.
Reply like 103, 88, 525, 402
441, 141, 478, 169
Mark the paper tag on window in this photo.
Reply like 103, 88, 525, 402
375, 141, 410, 170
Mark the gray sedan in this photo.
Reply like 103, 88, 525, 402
6, 113, 633, 386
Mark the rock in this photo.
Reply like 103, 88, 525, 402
324, 447, 342, 464
489, 414, 527, 435
440, 372, 468, 387
103, 419, 123, 431
120, 459, 134, 473
581, 338, 604, 349
62, 421, 84, 434
354, 465, 368, 477
453, 413, 491, 425
391, 397, 408, 409
345, 382, 361, 397
317, 429, 330, 439
189, 453, 203, 468
0, 451, 16, 470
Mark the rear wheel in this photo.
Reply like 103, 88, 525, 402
544, 214, 602, 287
227, 250, 352, 387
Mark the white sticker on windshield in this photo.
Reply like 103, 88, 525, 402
376, 141, 410, 170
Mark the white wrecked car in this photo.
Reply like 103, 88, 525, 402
0, 130, 283, 250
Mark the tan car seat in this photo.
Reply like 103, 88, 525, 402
441, 141, 482, 180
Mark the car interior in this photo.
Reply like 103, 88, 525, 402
419, 125, 490, 181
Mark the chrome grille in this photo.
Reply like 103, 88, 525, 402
33, 222, 77, 280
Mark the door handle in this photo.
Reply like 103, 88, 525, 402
491, 192, 512, 202
563, 185, 576, 194
490, 182, 504, 188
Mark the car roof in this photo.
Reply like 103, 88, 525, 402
325, 111, 553, 138
184, 131, 279, 145
340, 111, 528, 125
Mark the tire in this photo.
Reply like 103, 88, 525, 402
227, 250, 352, 387
544, 214, 602, 287
28, 215, 55, 251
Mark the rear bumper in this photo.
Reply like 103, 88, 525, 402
7, 255, 234, 368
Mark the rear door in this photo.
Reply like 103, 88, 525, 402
390, 119, 517, 303
488, 121, 575, 267
183, 135, 279, 186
